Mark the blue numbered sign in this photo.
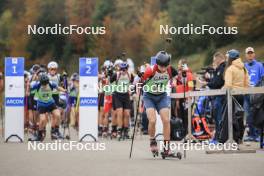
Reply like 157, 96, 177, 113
5, 57, 24, 76
79, 57, 98, 77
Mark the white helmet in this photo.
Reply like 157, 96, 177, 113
114, 59, 123, 67
47, 61, 58, 69
103, 60, 113, 68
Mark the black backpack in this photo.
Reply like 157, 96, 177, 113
250, 76, 264, 129
170, 116, 185, 141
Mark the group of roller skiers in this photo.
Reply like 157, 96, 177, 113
24, 61, 80, 141
19, 47, 263, 158
19, 50, 199, 158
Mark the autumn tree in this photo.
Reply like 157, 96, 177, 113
226, 0, 264, 40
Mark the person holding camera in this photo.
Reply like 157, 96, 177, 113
174, 59, 194, 134
199, 52, 226, 143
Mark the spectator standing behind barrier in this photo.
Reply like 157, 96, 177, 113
223, 49, 249, 143
0, 72, 3, 106
244, 47, 264, 142
200, 52, 226, 143
174, 59, 194, 135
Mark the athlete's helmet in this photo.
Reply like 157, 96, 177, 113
103, 60, 113, 68
39, 73, 49, 85
156, 51, 171, 67
227, 49, 240, 60
114, 59, 123, 67
47, 61, 58, 69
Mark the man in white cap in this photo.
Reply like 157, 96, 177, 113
244, 47, 264, 142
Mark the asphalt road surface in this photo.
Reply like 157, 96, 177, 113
0, 130, 264, 176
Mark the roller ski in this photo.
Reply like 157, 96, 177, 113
160, 151, 182, 160
28, 130, 46, 142
150, 139, 159, 157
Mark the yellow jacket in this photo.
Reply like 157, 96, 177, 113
224, 58, 249, 89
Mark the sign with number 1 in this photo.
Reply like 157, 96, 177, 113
5, 57, 25, 142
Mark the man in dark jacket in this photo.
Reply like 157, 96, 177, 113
200, 52, 226, 143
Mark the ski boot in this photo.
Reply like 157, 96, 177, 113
111, 131, 117, 139
117, 129, 123, 141
28, 130, 46, 142
102, 127, 108, 138
51, 128, 64, 140
150, 139, 159, 157
98, 126, 103, 137
123, 128, 130, 140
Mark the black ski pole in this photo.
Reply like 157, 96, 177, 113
129, 90, 142, 159
182, 72, 187, 159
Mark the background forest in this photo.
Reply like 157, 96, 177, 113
0, 0, 263, 72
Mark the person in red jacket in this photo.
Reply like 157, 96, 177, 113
174, 59, 194, 133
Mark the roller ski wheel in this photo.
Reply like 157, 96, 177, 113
150, 140, 159, 157
151, 150, 159, 157
65, 135, 70, 140
160, 151, 182, 160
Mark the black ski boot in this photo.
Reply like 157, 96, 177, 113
117, 128, 123, 141
110, 126, 117, 139
102, 127, 108, 138
98, 126, 103, 137
123, 127, 130, 140
150, 139, 159, 157
29, 130, 45, 142
51, 127, 64, 140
